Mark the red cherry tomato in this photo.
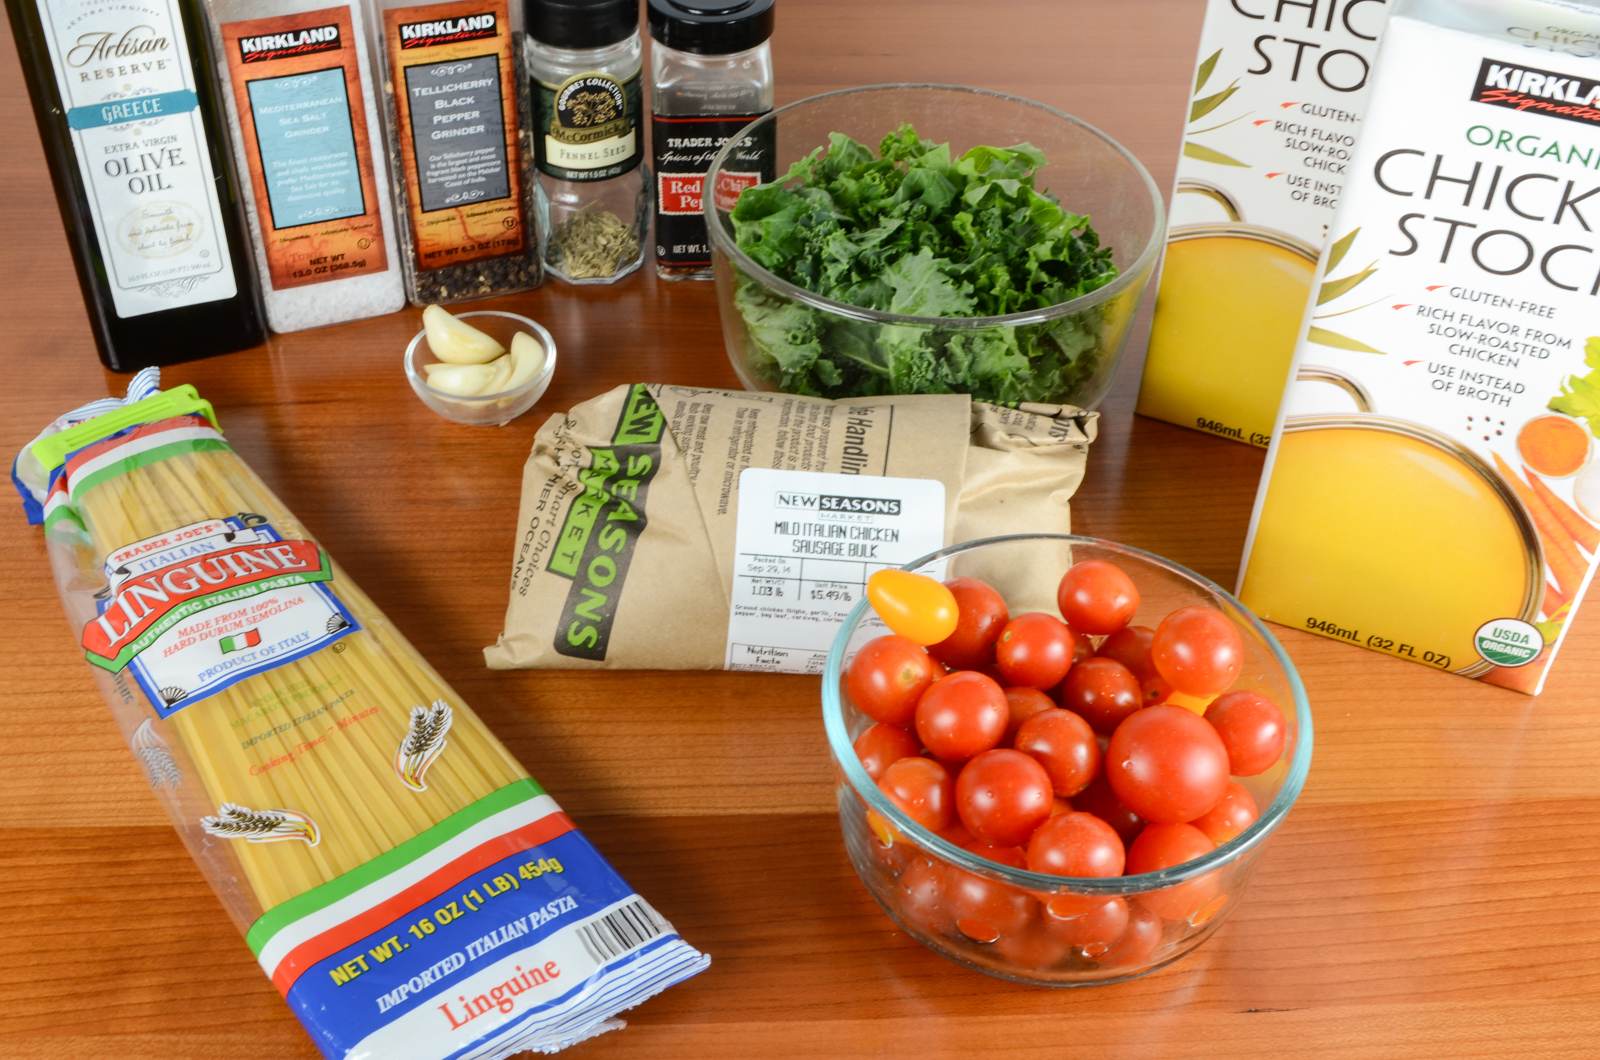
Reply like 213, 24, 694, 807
1073, 774, 1144, 844
1026, 811, 1125, 879
915, 671, 1008, 762
878, 757, 954, 834
957, 835, 1028, 870
1014, 708, 1100, 797
1141, 672, 1173, 706
930, 578, 1009, 670
1057, 559, 1141, 635
937, 822, 975, 847
1003, 686, 1055, 739
1048, 796, 1073, 818
993, 920, 1072, 969
1192, 780, 1259, 845
1125, 823, 1218, 922
852, 722, 921, 781
1097, 625, 1157, 683
1071, 633, 1095, 667
1151, 605, 1245, 696
1106, 705, 1230, 824
944, 866, 1034, 943
845, 635, 940, 726
1044, 895, 1130, 956
1205, 690, 1288, 776
994, 613, 1078, 690
894, 856, 951, 935
954, 749, 1053, 846
1059, 657, 1143, 735
1095, 902, 1163, 969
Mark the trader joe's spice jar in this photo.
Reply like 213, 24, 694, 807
1137, 0, 1393, 448
649, 0, 777, 281
1239, 0, 1600, 697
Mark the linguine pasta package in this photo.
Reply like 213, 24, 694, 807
14, 374, 708, 1058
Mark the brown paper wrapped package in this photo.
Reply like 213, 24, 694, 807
486, 384, 1096, 670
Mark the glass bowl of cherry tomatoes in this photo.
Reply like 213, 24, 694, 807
821, 533, 1312, 986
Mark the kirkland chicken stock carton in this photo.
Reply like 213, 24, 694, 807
487, 385, 1096, 673
1138, 0, 1393, 447
1239, 0, 1600, 695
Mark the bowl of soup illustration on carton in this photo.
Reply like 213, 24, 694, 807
1243, 366, 1546, 679
1137, 0, 1394, 448
1144, 182, 1322, 447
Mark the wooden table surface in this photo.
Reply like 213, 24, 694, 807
3, 2, 1598, 1057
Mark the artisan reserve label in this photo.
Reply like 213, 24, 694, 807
535, 72, 643, 182
383, 0, 526, 271
652, 113, 772, 268
220, 7, 388, 290
34, 0, 238, 318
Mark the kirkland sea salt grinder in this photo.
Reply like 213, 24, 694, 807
525, 0, 649, 284
649, 0, 775, 281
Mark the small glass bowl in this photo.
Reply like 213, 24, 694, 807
822, 534, 1313, 986
404, 310, 556, 426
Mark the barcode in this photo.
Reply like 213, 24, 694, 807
576, 898, 668, 963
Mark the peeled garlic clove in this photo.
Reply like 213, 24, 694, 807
503, 331, 549, 391
424, 362, 502, 397
423, 305, 504, 364
480, 355, 516, 395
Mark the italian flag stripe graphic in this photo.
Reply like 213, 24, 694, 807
43, 415, 231, 529
219, 629, 261, 653
247, 780, 568, 992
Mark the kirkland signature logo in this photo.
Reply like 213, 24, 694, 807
1472, 58, 1600, 127
238, 25, 341, 63
398, 13, 498, 48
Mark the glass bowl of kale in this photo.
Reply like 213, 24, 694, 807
705, 84, 1165, 409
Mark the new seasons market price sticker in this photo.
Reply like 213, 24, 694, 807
726, 469, 945, 674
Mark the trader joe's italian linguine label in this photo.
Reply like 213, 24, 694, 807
62, 418, 357, 716
83, 512, 358, 716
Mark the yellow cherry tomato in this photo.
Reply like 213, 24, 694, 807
1166, 689, 1217, 716
866, 808, 900, 848
867, 569, 959, 646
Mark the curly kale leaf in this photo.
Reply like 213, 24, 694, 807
730, 124, 1119, 404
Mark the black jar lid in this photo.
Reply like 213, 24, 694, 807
647, 0, 775, 55
527, 0, 639, 50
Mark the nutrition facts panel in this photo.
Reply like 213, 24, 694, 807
725, 468, 946, 674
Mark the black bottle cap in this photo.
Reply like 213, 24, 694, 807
647, 0, 775, 55
527, 0, 640, 50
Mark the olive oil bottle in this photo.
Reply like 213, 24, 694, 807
6, 0, 264, 371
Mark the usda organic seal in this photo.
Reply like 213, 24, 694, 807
1473, 618, 1543, 668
